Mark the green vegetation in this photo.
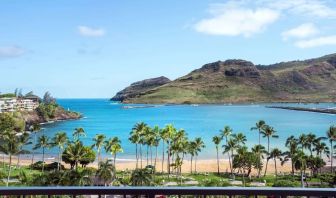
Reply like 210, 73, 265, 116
35, 91, 59, 120
0, 113, 335, 187
0, 93, 16, 98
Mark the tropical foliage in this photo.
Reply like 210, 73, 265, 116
0, 115, 335, 188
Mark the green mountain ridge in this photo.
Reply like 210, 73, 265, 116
113, 53, 336, 104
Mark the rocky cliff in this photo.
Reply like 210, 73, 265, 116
111, 76, 171, 101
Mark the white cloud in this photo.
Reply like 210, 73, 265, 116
194, 6, 279, 37
0, 46, 25, 58
295, 35, 336, 48
194, 0, 336, 37
78, 26, 105, 37
264, 0, 336, 18
282, 23, 319, 40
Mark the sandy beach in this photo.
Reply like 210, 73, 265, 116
2, 154, 297, 175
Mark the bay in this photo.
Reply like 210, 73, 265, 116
39, 99, 335, 159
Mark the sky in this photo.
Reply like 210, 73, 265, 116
1, 0, 336, 98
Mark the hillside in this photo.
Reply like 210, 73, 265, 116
113, 53, 336, 104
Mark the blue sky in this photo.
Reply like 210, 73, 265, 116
1, 0, 336, 98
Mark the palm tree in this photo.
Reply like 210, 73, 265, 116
171, 130, 188, 181
306, 133, 317, 156
129, 129, 140, 169
298, 134, 308, 153
76, 168, 93, 186
261, 125, 279, 176
313, 141, 330, 159
232, 133, 247, 146
33, 135, 50, 172
105, 137, 123, 167
212, 135, 222, 174
298, 133, 315, 178
16, 132, 32, 168
232, 146, 250, 185
62, 141, 87, 170
143, 126, 153, 166
313, 140, 329, 174
293, 151, 307, 188
73, 127, 86, 141
29, 123, 41, 166
251, 144, 266, 177
326, 125, 336, 173
152, 126, 161, 168
0, 131, 20, 186
220, 126, 232, 174
96, 159, 115, 186
251, 120, 266, 145
193, 137, 205, 173
223, 138, 237, 176
251, 120, 266, 177
160, 126, 169, 173
282, 135, 298, 176
92, 134, 106, 163
269, 148, 282, 177
130, 168, 152, 186
187, 141, 197, 174
163, 124, 177, 174
52, 131, 68, 170
132, 122, 148, 169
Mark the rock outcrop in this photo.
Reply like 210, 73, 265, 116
111, 76, 171, 101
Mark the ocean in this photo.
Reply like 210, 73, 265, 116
37, 99, 335, 159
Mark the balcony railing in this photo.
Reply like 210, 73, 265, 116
0, 187, 335, 197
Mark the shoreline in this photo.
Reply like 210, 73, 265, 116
118, 101, 336, 105
114, 102, 336, 110
3, 154, 329, 175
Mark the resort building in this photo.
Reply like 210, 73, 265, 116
0, 97, 39, 112
17, 98, 39, 111
0, 98, 17, 112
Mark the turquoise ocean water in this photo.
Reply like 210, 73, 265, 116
38, 99, 335, 159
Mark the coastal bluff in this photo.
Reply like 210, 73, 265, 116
21, 106, 81, 126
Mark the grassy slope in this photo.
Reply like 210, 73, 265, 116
124, 54, 336, 104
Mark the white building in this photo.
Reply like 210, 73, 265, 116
0, 98, 17, 112
17, 99, 39, 111
0, 97, 39, 112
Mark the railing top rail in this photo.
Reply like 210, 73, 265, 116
0, 187, 335, 196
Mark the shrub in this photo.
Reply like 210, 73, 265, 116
36, 103, 58, 120
201, 178, 230, 187
30, 161, 65, 171
272, 180, 300, 187
319, 174, 336, 186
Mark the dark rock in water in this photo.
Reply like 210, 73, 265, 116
111, 76, 171, 101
